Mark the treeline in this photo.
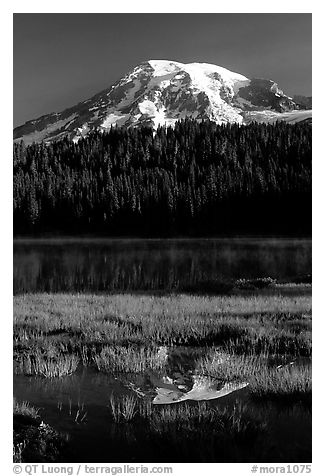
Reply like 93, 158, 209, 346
13, 119, 311, 236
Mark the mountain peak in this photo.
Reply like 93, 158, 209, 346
14, 60, 312, 145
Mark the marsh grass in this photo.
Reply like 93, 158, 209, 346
94, 345, 167, 373
149, 401, 265, 440
149, 402, 218, 431
249, 365, 312, 403
224, 330, 311, 356
14, 293, 311, 356
197, 349, 311, 402
196, 350, 262, 381
13, 291, 311, 463
108, 393, 265, 435
16, 352, 79, 378
13, 293, 312, 413
106, 396, 267, 462
13, 398, 40, 419
109, 394, 138, 422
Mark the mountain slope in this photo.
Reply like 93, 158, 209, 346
14, 60, 312, 144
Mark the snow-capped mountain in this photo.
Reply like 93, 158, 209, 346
14, 60, 312, 144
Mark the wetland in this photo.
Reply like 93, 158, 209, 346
13, 238, 312, 463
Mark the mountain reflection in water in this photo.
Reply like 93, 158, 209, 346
119, 347, 249, 404
153, 377, 248, 404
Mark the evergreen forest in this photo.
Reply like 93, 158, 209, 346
13, 119, 311, 236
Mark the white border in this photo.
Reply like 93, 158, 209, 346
3, 2, 320, 475
7, 1, 315, 13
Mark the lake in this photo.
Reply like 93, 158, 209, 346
14, 347, 312, 463
13, 237, 311, 294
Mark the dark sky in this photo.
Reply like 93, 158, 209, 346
13, 13, 312, 127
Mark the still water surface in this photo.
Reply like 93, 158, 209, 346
14, 237, 311, 294
14, 347, 311, 463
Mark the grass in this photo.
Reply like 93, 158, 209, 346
13, 291, 311, 398
109, 394, 138, 422
106, 396, 267, 462
13, 291, 311, 462
13, 293, 312, 361
15, 351, 79, 378
196, 350, 263, 381
13, 398, 40, 419
196, 349, 311, 403
107, 394, 265, 435
249, 365, 312, 403
148, 401, 265, 439
94, 345, 167, 373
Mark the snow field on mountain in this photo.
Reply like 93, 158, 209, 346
14, 59, 311, 144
